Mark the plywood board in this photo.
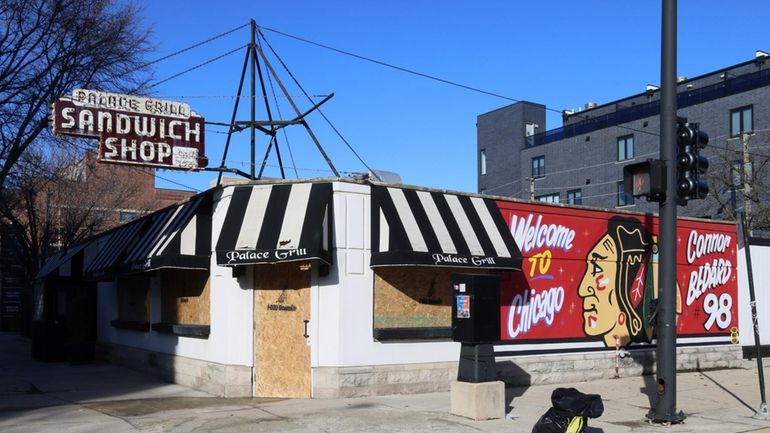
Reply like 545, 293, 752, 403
159, 269, 210, 324
117, 275, 150, 322
254, 261, 311, 398
374, 267, 489, 329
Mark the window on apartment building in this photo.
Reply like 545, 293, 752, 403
730, 106, 753, 136
119, 211, 138, 223
532, 156, 545, 178
525, 123, 538, 146
617, 181, 634, 206
480, 149, 487, 175
567, 189, 582, 205
617, 135, 634, 161
93, 209, 112, 225
536, 193, 559, 203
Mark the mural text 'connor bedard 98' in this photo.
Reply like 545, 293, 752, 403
495, 201, 737, 347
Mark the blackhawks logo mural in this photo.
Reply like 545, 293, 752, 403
497, 203, 736, 348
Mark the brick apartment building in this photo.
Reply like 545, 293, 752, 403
0, 151, 194, 332
477, 51, 770, 231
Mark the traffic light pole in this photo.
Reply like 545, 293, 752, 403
648, 0, 685, 424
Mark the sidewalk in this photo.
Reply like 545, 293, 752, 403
1, 332, 769, 432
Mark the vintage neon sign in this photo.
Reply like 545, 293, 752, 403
51, 89, 207, 170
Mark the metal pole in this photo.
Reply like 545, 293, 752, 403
738, 209, 770, 419
252, 41, 340, 177
742, 133, 752, 231
216, 48, 250, 187
648, 0, 685, 424
250, 19, 256, 179
529, 177, 535, 200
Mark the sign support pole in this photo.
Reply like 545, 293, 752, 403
648, 0, 685, 423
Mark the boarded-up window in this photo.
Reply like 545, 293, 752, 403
117, 275, 150, 322
374, 267, 473, 333
159, 269, 210, 325
374, 267, 495, 339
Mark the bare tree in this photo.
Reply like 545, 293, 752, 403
0, 0, 153, 189
0, 148, 155, 285
706, 130, 770, 235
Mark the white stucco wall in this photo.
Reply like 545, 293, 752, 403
737, 243, 770, 346
96, 187, 254, 367
312, 182, 460, 368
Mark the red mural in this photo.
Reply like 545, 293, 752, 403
496, 201, 738, 347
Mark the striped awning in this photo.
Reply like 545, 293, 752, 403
36, 241, 92, 280
84, 192, 212, 279
84, 218, 148, 280
121, 192, 212, 273
36, 250, 67, 280
215, 182, 332, 266
371, 185, 522, 270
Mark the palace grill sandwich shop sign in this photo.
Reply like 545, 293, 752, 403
52, 89, 207, 170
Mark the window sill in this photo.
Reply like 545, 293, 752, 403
110, 320, 150, 332
374, 327, 452, 341
151, 322, 210, 338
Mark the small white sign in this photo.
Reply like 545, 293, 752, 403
173, 147, 199, 169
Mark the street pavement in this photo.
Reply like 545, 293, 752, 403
1, 332, 770, 432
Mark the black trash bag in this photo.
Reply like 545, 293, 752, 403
551, 388, 604, 419
531, 407, 585, 433
531, 388, 603, 433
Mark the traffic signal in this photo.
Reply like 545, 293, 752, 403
624, 159, 666, 202
676, 122, 709, 203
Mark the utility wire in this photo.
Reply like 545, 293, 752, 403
257, 28, 380, 179
259, 25, 660, 139
144, 45, 247, 91
259, 36, 299, 178
155, 94, 327, 100
486, 127, 770, 196
483, 149, 659, 195
143, 23, 250, 68
259, 26, 523, 104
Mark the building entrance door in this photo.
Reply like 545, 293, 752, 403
254, 262, 311, 398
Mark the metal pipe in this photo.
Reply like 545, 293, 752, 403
614, 335, 620, 379
738, 209, 770, 419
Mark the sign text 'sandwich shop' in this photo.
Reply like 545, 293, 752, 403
52, 89, 207, 170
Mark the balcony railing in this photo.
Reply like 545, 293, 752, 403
528, 67, 770, 147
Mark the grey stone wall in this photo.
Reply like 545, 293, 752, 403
97, 342, 252, 397
314, 345, 743, 398
98, 341, 745, 399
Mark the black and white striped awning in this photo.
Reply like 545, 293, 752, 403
84, 192, 212, 279
371, 185, 521, 270
36, 250, 67, 280
121, 192, 212, 273
36, 241, 93, 280
215, 182, 332, 266
84, 218, 147, 280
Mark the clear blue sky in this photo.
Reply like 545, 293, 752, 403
136, 1, 770, 194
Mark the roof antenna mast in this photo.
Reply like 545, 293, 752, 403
215, 19, 338, 186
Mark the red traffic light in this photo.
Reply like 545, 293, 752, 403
623, 159, 666, 202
